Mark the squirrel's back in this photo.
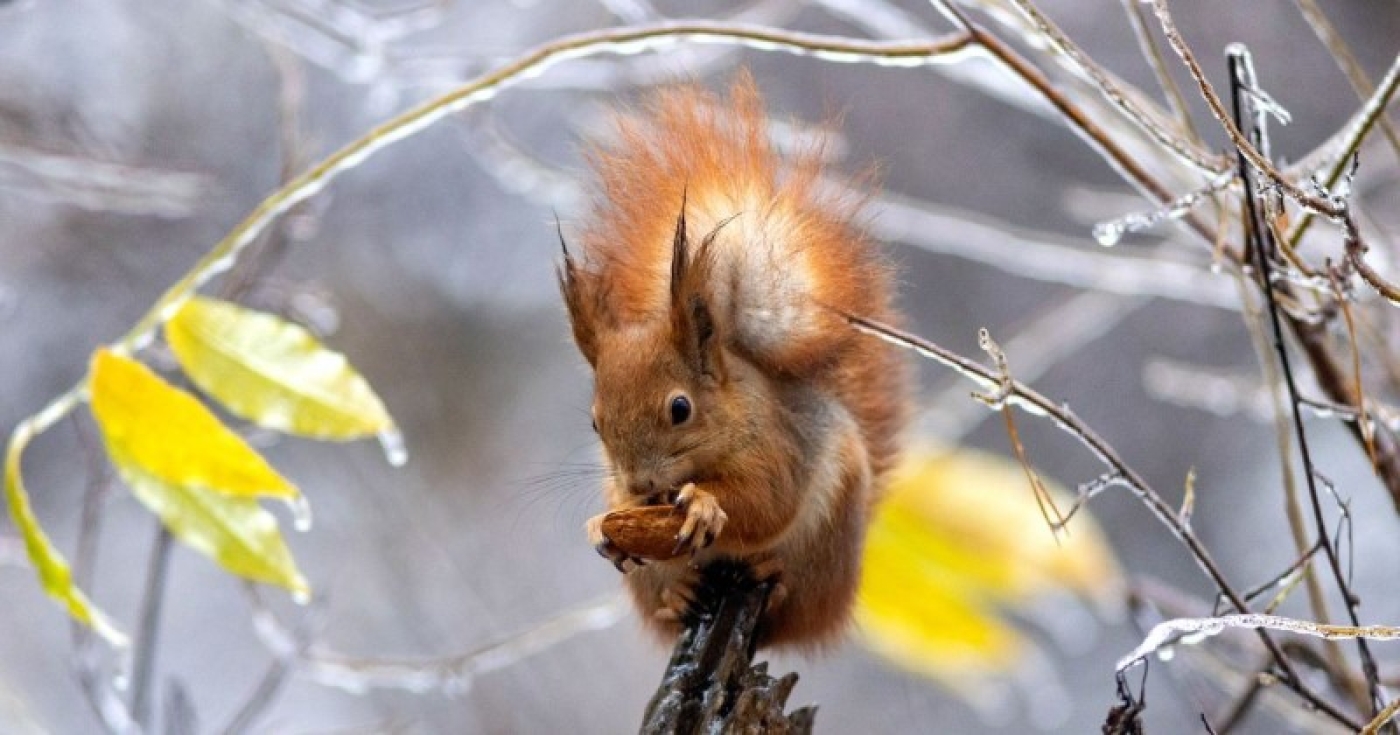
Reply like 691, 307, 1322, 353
580, 72, 906, 479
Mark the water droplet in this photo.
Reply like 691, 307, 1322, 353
1156, 647, 1175, 662
112, 648, 134, 692
292, 589, 311, 606
1092, 222, 1123, 247
378, 426, 408, 467
290, 495, 314, 532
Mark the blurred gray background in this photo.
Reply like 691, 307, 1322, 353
2, 0, 1399, 732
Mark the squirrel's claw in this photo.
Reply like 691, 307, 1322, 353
586, 512, 645, 574
672, 483, 727, 556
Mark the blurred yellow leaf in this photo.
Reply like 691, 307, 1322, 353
89, 349, 298, 501
4, 427, 128, 645
113, 448, 308, 595
89, 349, 308, 593
166, 296, 393, 440
857, 446, 1122, 691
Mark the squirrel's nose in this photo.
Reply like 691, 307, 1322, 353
627, 477, 657, 497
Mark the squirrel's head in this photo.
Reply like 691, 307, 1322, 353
559, 201, 767, 500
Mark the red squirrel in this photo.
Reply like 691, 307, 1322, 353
558, 72, 908, 648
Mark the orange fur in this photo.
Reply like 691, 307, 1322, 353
561, 71, 908, 649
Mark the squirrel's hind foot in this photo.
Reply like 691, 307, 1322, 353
653, 568, 703, 625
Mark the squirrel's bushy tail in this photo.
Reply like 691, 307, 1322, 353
580, 71, 908, 480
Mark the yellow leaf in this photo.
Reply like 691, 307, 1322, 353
111, 447, 309, 595
166, 296, 393, 440
4, 425, 128, 645
857, 446, 1122, 690
89, 349, 298, 501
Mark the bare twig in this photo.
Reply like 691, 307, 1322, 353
3, 19, 980, 461
1003, 0, 1225, 175
1214, 663, 1267, 735
1120, 613, 1400, 672
961, 17, 1220, 247
247, 587, 625, 694
128, 526, 173, 729
68, 421, 136, 735
1232, 267, 1356, 707
1346, 214, 1400, 305
1328, 266, 1378, 467
924, 291, 1148, 441
842, 312, 1362, 730
871, 186, 1237, 308
0, 143, 208, 217
1228, 46, 1383, 716
221, 659, 292, 735
1288, 52, 1400, 247
1290, 0, 1400, 161
1365, 699, 1400, 735
971, 328, 1067, 533
1145, 0, 1345, 219
1117, 0, 1201, 142
1129, 578, 1361, 732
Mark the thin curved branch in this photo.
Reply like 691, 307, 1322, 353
1291, 0, 1400, 161
248, 588, 626, 694
1118, 0, 1201, 142
1003, 0, 1225, 175
1120, 613, 1400, 672
3, 18, 977, 466
1230, 48, 1383, 715
1345, 214, 1400, 305
1145, 0, 1345, 219
961, 20, 1223, 251
872, 186, 1237, 307
842, 312, 1363, 731
2, 20, 980, 633
1288, 52, 1400, 247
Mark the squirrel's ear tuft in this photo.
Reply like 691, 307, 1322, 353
557, 223, 602, 368
668, 196, 726, 381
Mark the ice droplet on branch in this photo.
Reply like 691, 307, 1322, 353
290, 494, 314, 533
1092, 171, 1234, 246
378, 426, 408, 467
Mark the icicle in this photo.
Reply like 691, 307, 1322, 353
112, 647, 134, 692
378, 426, 408, 467
290, 494, 314, 533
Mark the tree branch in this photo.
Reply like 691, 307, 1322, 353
640, 561, 814, 735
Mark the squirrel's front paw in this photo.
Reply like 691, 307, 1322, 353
586, 513, 646, 573
673, 483, 727, 556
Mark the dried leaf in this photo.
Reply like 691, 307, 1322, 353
4, 429, 128, 645
166, 296, 392, 440
112, 448, 308, 595
857, 447, 1122, 691
89, 349, 298, 501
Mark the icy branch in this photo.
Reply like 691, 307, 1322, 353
249, 590, 626, 695
1119, 613, 1400, 672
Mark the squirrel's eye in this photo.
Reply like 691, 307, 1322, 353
669, 395, 693, 426
590, 418, 598, 433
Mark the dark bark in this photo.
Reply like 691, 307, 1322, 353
640, 562, 815, 735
